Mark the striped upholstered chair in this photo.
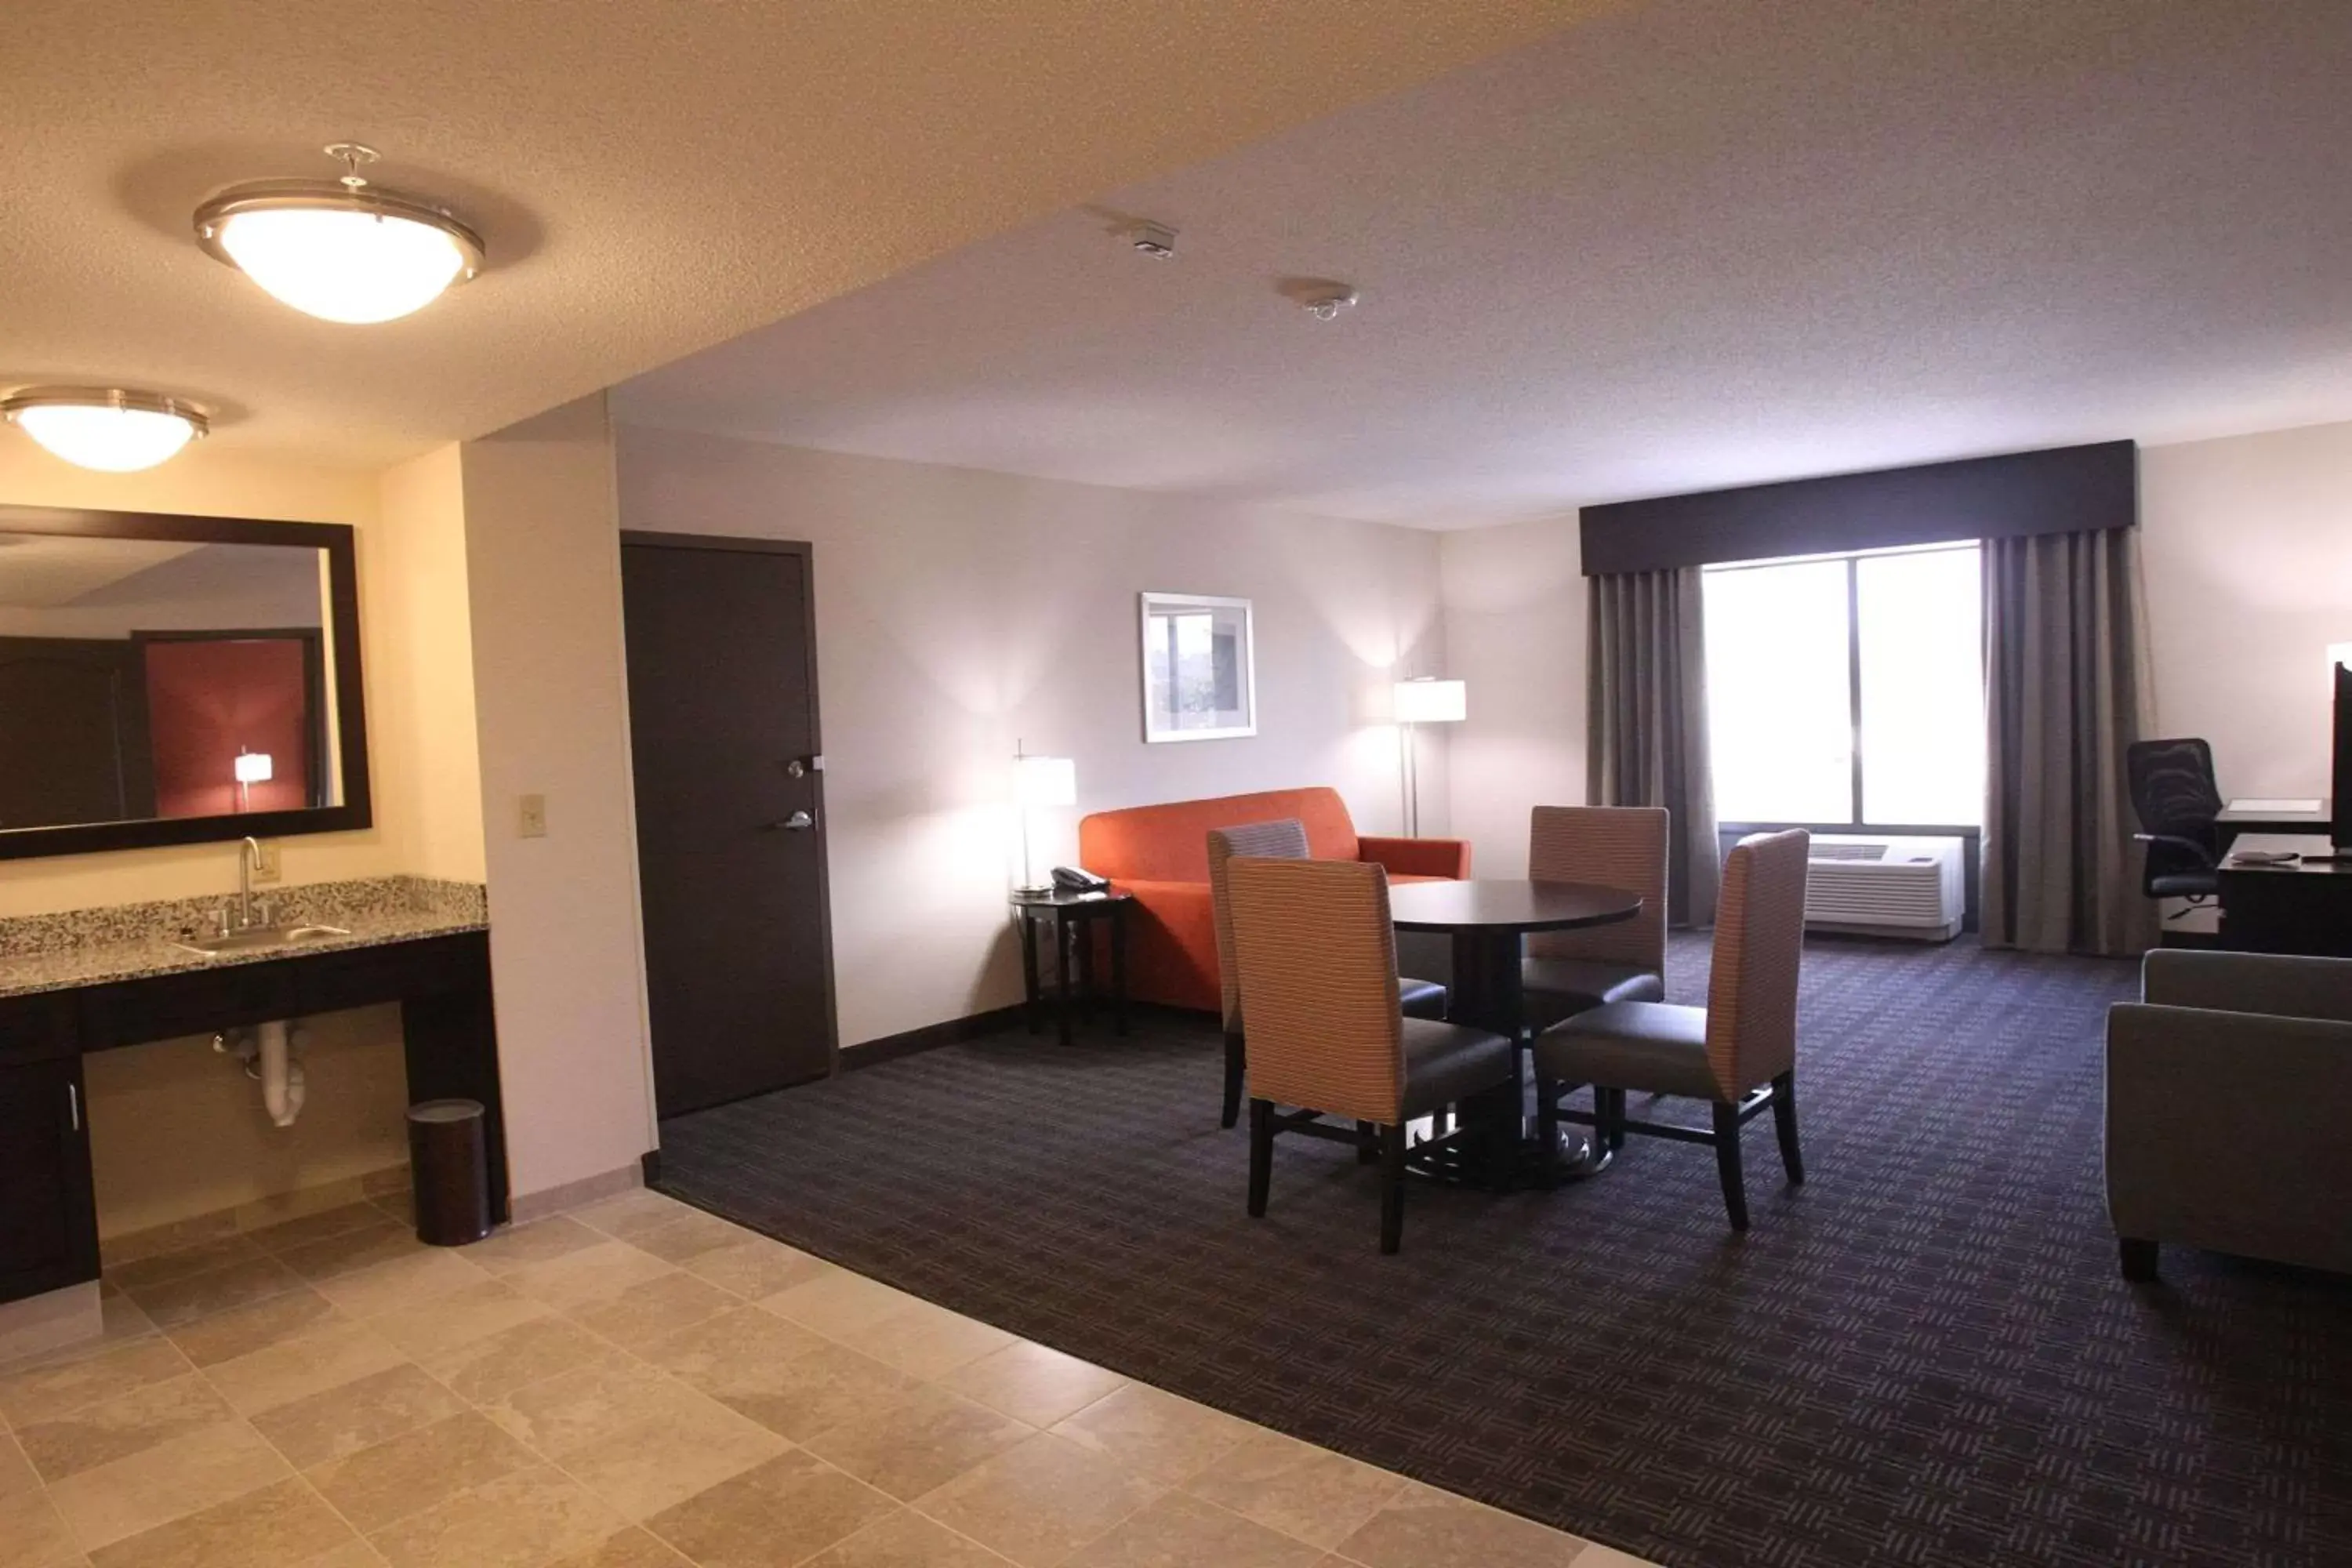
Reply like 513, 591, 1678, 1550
1532, 829, 1809, 1232
1225, 856, 1512, 1253
1207, 821, 1447, 1129
1521, 805, 1670, 1035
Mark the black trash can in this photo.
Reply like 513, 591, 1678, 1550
407, 1098, 492, 1246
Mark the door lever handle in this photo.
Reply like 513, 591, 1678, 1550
764, 810, 816, 832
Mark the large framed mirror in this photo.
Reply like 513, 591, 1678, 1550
0, 503, 371, 859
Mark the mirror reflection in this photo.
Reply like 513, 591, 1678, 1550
0, 533, 342, 832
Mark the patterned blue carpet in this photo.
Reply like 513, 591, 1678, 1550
655, 935, 2352, 1567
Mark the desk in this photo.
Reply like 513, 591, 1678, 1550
2219, 833, 2352, 958
2216, 799, 2334, 849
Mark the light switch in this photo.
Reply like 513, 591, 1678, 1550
252, 842, 282, 882
518, 793, 548, 838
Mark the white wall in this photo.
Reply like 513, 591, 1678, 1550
2140, 419, 2352, 797
1436, 514, 1585, 877
373, 446, 488, 884
459, 395, 657, 1199
615, 426, 1447, 1049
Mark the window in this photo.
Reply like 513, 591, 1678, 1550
1702, 543, 1984, 827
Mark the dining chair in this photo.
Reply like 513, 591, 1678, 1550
1207, 821, 1446, 1129
1521, 805, 1669, 1035
1225, 856, 1512, 1253
1530, 829, 1809, 1231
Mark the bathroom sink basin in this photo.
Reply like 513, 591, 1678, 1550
170, 924, 353, 958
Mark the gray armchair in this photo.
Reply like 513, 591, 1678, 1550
2106, 949, 2352, 1280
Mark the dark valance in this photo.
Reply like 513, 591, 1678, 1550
1579, 441, 2136, 576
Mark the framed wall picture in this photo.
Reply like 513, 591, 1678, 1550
1139, 591, 1256, 742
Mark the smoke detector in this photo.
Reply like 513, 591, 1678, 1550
1301, 289, 1359, 321
1128, 221, 1178, 260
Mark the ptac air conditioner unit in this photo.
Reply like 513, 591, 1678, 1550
1802, 835, 1965, 942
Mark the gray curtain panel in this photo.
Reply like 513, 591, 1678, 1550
1982, 528, 2159, 956
1587, 568, 1720, 927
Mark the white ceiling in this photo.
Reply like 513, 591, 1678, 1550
615, 0, 2352, 525
0, 537, 199, 609
0, 1, 1594, 470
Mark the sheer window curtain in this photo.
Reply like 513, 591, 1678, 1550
1587, 568, 1720, 927
1981, 528, 2159, 956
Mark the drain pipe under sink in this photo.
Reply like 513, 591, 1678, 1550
256, 1020, 307, 1127
216, 1022, 309, 1127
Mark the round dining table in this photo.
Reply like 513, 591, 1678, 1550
1388, 877, 1644, 1182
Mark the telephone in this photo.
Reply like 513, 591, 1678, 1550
1051, 866, 1112, 895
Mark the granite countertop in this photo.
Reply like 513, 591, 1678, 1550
0, 877, 488, 1000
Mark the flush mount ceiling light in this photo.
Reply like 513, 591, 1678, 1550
194, 144, 484, 325
1, 387, 209, 471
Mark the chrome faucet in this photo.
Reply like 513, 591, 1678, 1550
236, 837, 264, 930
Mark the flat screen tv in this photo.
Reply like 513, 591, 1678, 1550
2336, 660, 2352, 848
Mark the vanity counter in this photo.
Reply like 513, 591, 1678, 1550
0, 904, 486, 999
0, 876, 488, 1000
0, 877, 506, 1305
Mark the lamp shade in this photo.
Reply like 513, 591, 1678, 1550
1013, 753, 1076, 808
1393, 678, 1467, 724
234, 752, 274, 784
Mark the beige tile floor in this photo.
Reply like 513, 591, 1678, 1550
0, 1189, 1658, 1568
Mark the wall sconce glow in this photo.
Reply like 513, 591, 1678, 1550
235, 750, 274, 812
194, 144, 484, 325
1393, 677, 1467, 725
1011, 746, 1077, 895
1, 387, 209, 471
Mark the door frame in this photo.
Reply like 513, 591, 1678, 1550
619, 530, 843, 1083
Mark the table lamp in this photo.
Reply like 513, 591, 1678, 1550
234, 750, 273, 812
1012, 743, 1077, 895
1392, 677, 1465, 837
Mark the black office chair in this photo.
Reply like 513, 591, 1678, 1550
2125, 738, 2223, 913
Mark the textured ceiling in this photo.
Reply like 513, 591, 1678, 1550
616, 0, 2352, 524
0, 1, 1602, 470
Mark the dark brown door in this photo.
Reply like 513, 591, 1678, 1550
0, 637, 155, 829
0, 1054, 100, 1302
621, 534, 836, 1116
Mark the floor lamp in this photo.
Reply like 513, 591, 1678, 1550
1011, 743, 1077, 895
1393, 678, 1465, 837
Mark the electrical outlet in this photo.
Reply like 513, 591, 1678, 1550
518, 793, 548, 838
252, 841, 282, 882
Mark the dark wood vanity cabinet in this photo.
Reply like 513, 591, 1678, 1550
0, 931, 505, 1308
0, 1050, 100, 1303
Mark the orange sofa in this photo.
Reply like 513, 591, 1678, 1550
1077, 786, 1472, 1012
